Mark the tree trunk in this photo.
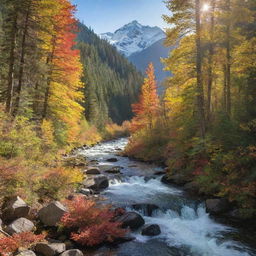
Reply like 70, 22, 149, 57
5, 14, 17, 113
13, 2, 31, 116
42, 37, 56, 119
226, 0, 231, 117
206, 0, 216, 122
195, 0, 206, 138
223, 64, 227, 110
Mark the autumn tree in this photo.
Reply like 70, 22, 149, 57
131, 63, 159, 132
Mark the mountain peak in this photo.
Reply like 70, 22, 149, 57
100, 21, 165, 57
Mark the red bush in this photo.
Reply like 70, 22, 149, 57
0, 232, 45, 256
61, 196, 126, 246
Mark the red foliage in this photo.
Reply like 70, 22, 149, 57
61, 196, 126, 246
0, 232, 45, 256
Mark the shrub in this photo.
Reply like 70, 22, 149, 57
37, 167, 83, 201
61, 196, 126, 246
0, 232, 45, 256
78, 119, 102, 146
104, 121, 130, 140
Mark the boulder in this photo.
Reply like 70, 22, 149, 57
60, 249, 84, 256
106, 158, 118, 162
79, 188, 92, 196
64, 240, 75, 250
184, 181, 199, 193
128, 165, 137, 168
206, 198, 231, 215
38, 201, 67, 226
5, 217, 34, 234
113, 234, 135, 244
85, 167, 101, 175
2, 196, 30, 222
117, 212, 145, 230
154, 171, 166, 176
35, 242, 66, 256
105, 166, 122, 174
132, 204, 159, 217
83, 175, 109, 190
141, 224, 161, 236
17, 250, 36, 256
161, 174, 187, 186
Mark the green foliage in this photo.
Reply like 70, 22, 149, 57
0, 106, 83, 204
77, 23, 143, 127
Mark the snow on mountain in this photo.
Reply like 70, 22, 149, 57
100, 20, 165, 57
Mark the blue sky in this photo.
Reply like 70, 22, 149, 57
71, 0, 169, 34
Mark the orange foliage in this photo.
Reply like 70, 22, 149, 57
131, 63, 159, 132
61, 196, 126, 246
105, 121, 131, 140
46, 0, 84, 144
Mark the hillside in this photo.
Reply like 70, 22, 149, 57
77, 23, 144, 126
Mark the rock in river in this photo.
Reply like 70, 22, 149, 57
85, 167, 101, 175
83, 175, 109, 190
206, 198, 231, 215
132, 203, 159, 216
116, 212, 145, 230
141, 224, 161, 236
161, 174, 188, 186
107, 157, 118, 162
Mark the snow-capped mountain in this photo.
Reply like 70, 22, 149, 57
100, 20, 165, 57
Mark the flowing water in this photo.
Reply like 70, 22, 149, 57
78, 138, 256, 256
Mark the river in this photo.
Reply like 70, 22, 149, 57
78, 138, 256, 256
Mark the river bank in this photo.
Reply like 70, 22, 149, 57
77, 138, 256, 256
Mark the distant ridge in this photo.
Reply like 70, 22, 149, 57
100, 20, 165, 57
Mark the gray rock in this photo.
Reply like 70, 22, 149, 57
35, 242, 66, 256
38, 201, 67, 226
117, 212, 145, 230
60, 249, 84, 256
64, 240, 75, 250
79, 188, 92, 196
206, 198, 231, 215
141, 224, 161, 236
106, 158, 118, 162
0, 218, 2, 228
5, 217, 34, 234
85, 167, 101, 175
154, 171, 166, 175
105, 166, 122, 174
184, 181, 199, 193
2, 196, 30, 222
83, 175, 109, 190
161, 174, 187, 186
17, 250, 36, 256
132, 204, 159, 216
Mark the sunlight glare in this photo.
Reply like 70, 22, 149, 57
202, 3, 210, 12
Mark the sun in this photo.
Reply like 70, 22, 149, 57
202, 3, 210, 12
